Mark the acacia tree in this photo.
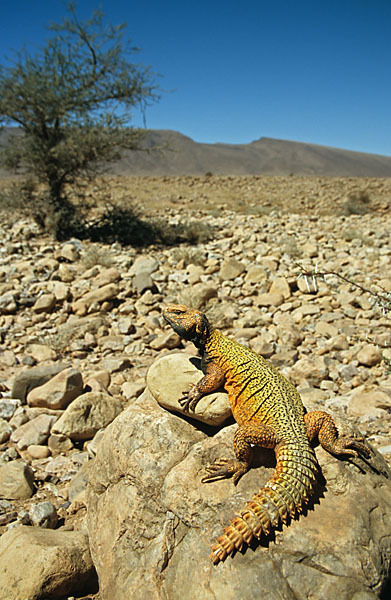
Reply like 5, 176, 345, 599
0, 3, 159, 238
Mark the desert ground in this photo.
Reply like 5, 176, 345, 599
0, 174, 390, 599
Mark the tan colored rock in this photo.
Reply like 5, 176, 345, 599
27, 444, 51, 459
179, 283, 217, 310
315, 321, 339, 338
0, 419, 12, 443
269, 277, 291, 300
72, 283, 119, 315
288, 356, 329, 387
32, 293, 56, 313
302, 242, 318, 257
95, 266, 121, 287
27, 367, 83, 409
84, 370, 111, 391
0, 461, 34, 499
27, 343, 57, 362
255, 292, 284, 307
10, 413, 58, 450
52, 391, 123, 440
357, 344, 382, 367
12, 363, 67, 401
58, 262, 76, 282
245, 264, 267, 284
0, 526, 96, 600
60, 242, 80, 262
347, 389, 391, 419
146, 353, 231, 426
219, 258, 246, 280
149, 331, 181, 350
47, 280, 70, 301
48, 433, 74, 453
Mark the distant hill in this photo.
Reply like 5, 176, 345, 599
1, 127, 391, 177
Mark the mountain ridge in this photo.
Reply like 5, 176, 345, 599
1, 127, 391, 177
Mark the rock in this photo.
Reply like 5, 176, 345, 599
347, 389, 391, 419
84, 370, 111, 392
129, 256, 159, 276
357, 344, 382, 367
59, 242, 80, 262
0, 398, 21, 420
98, 357, 131, 375
48, 432, 74, 453
147, 354, 231, 426
32, 292, 56, 313
95, 266, 121, 287
58, 262, 76, 282
27, 343, 57, 362
10, 413, 58, 450
315, 321, 339, 338
0, 419, 12, 443
269, 277, 291, 299
87, 392, 391, 600
72, 283, 119, 315
27, 367, 83, 409
12, 363, 68, 402
117, 316, 135, 335
149, 331, 181, 350
47, 280, 70, 301
245, 265, 267, 284
52, 391, 123, 440
121, 381, 145, 401
68, 461, 90, 503
0, 526, 96, 600
29, 501, 58, 528
27, 444, 51, 459
287, 356, 329, 387
219, 258, 246, 280
132, 272, 157, 294
255, 292, 284, 307
179, 283, 218, 309
0, 461, 34, 499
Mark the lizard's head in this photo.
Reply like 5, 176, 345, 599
162, 304, 210, 345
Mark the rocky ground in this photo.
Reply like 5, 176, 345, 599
0, 175, 390, 599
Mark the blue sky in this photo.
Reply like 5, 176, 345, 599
1, 0, 390, 155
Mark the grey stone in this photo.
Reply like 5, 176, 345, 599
12, 363, 67, 402
29, 501, 58, 528
0, 398, 21, 420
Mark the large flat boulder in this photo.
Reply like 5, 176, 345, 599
87, 389, 391, 600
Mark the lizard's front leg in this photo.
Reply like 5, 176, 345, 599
179, 360, 225, 412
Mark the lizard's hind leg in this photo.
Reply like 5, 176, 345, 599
202, 423, 278, 485
304, 410, 370, 458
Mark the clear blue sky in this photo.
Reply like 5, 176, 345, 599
1, 0, 390, 155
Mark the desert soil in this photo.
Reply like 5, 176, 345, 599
0, 174, 390, 600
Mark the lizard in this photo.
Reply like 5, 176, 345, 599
162, 303, 370, 565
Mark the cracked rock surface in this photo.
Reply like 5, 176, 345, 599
87, 386, 391, 600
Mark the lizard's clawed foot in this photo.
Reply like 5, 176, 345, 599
178, 387, 200, 412
201, 458, 248, 485
331, 436, 371, 459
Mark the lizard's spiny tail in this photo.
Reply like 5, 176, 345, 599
210, 443, 318, 564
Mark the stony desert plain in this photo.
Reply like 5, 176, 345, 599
0, 173, 391, 599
